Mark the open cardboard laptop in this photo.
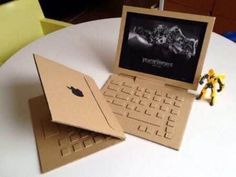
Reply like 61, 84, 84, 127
29, 55, 125, 172
102, 6, 215, 150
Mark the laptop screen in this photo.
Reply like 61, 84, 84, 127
118, 11, 208, 84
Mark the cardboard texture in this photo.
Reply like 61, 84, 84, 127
29, 55, 125, 172
102, 75, 194, 149
101, 6, 215, 150
29, 96, 121, 172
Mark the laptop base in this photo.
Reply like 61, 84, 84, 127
102, 74, 194, 150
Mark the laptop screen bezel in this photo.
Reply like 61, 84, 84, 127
113, 6, 215, 90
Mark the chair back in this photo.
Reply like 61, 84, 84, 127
0, 0, 71, 65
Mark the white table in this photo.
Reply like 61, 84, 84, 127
0, 18, 236, 177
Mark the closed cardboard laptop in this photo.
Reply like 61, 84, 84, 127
29, 55, 125, 172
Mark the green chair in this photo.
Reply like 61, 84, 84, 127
0, 0, 71, 66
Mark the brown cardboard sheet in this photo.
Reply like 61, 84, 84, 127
29, 96, 121, 173
101, 75, 194, 150
29, 55, 125, 172
101, 6, 215, 149
33, 54, 125, 139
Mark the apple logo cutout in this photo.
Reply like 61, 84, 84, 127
67, 86, 84, 97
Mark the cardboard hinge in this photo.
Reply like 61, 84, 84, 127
165, 83, 189, 92
119, 73, 188, 92
118, 73, 136, 81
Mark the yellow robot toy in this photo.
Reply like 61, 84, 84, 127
196, 69, 225, 106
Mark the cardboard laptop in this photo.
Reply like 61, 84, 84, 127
29, 55, 125, 173
102, 6, 215, 149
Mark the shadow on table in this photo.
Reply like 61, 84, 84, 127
7, 81, 43, 125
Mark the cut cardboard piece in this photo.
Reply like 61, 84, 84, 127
33, 54, 125, 139
29, 95, 121, 173
29, 54, 125, 172
101, 6, 215, 149
102, 75, 194, 150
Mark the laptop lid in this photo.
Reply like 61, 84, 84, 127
33, 54, 125, 140
113, 6, 215, 90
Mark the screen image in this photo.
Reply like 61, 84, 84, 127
119, 12, 207, 83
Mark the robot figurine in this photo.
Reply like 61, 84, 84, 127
196, 69, 225, 106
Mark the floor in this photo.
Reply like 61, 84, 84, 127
39, 0, 157, 24
39, 0, 124, 24
39, 0, 235, 41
